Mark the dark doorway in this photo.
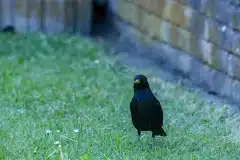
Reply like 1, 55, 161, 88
91, 0, 109, 36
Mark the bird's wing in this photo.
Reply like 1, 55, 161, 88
130, 97, 139, 128
152, 97, 164, 126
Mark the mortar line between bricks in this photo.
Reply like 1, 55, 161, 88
135, 0, 240, 33
135, 4, 240, 57
123, 1, 240, 58
172, 0, 239, 13
116, 16, 240, 82
172, 0, 240, 30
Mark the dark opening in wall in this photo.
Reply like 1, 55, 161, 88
91, 0, 109, 36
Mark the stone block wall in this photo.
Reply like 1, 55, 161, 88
109, 0, 240, 103
0, 0, 92, 35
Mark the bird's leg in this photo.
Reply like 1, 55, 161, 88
152, 133, 155, 149
152, 137, 155, 149
137, 129, 141, 141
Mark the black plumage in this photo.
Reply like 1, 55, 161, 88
130, 74, 166, 144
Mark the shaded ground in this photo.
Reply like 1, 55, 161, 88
90, 16, 240, 117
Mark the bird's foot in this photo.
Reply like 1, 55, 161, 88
151, 138, 155, 149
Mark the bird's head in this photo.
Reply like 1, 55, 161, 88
133, 74, 150, 90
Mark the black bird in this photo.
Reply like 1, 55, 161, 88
130, 74, 166, 146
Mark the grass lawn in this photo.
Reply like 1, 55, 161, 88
0, 33, 240, 160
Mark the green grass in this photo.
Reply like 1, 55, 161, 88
0, 33, 240, 160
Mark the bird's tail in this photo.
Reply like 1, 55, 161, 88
158, 127, 167, 136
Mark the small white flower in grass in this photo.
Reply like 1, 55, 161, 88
10, 134, 13, 139
94, 59, 100, 64
46, 129, 51, 134
221, 25, 227, 32
17, 109, 24, 114
54, 141, 60, 145
73, 128, 79, 133
56, 130, 60, 133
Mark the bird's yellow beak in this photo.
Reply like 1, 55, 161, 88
134, 79, 140, 84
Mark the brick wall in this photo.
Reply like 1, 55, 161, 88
109, 0, 240, 103
0, 0, 92, 35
